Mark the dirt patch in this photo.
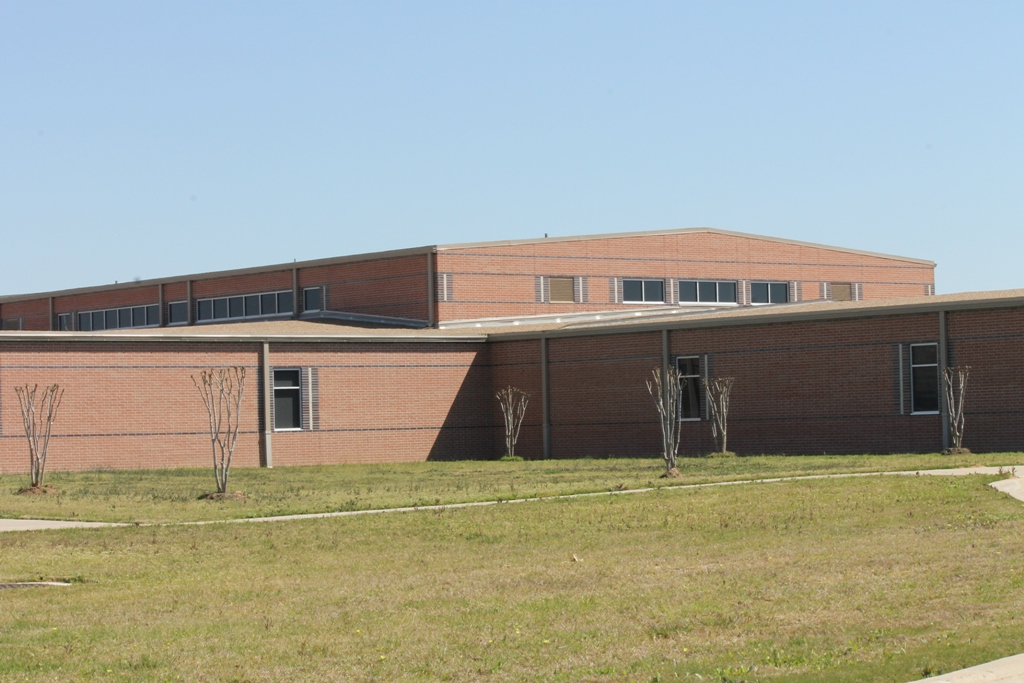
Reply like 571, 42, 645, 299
944, 447, 972, 455
660, 468, 682, 479
17, 485, 58, 496
199, 491, 246, 501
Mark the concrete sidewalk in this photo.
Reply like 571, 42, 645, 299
2, 465, 1023, 533
906, 652, 1024, 682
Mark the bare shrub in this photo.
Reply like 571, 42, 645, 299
193, 367, 246, 494
14, 384, 64, 489
943, 365, 970, 454
646, 367, 683, 474
496, 386, 529, 459
703, 377, 735, 455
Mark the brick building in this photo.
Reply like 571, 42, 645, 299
3, 227, 1020, 473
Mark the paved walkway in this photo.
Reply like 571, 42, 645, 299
906, 652, 1024, 682
3, 464, 1024, 682
3, 465, 1023, 534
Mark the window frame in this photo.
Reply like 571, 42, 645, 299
677, 280, 739, 304
547, 277, 575, 304
272, 368, 303, 432
910, 342, 940, 415
195, 289, 294, 324
76, 305, 160, 331
675, 355, 704, 421
750, 281, 790, 305
622, 278, 667, 304
302, 286, 323, 313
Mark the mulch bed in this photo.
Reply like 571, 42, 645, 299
16, 485, 58, 496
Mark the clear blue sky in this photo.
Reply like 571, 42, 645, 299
2, 1, 1021, 296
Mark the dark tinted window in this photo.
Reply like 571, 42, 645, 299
78, 312, 92, 331
146, 304, 159, 325
213, 298, 229, 319
698, 282, 717, 302
769, 283, 789, 304
718, 282, 737, 303
678, 281, 697, 302
273, 369, 302, 430
228, 297, 244, 318
623, 280, 644, 302
751, 283, 769, 304
912, 344, 937, 365
57, 314, 71, 331
104, 310, 117, 329
168, 301, 188, 324
274, 369, 300, 387
643, 280, 664, 303
278, 291, 294, 314
303, 287, 322, 311
911, 343, 939, 413
677, 356, 702, 420
132, 306, 147, 326
261, 293, 277, 315
245, 295, 261, 317
197, 300, 213, 321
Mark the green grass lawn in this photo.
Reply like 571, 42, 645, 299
2, 473, 1024, 682
1, 453, 1022, 524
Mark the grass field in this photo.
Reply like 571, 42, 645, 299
1, 453, 1022, 524
2, 467, 1024, 682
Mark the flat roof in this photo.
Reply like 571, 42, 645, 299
2, 289, 1022, 344
0, 226, 932, 304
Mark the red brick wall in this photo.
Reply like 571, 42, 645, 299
488, 309, 1024, 458
0, 254, 430, 331
266, 342, 490, 466
3, 304, 1021, 473
436, 231, 935, 321
0, 339, 490, 473
488, 340, 544, 459
0, 342, 262, 472
947, 309, 1024, 453
301, 255, 429, 321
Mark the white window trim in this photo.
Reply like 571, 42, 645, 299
676, 280, 740, 305
749, 281, 790, 306
272, 367, 304, 432
622, 278, 668, 304
909, 342, 941, 415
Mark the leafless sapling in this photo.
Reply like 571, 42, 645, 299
943, 365, 970, 453
702, 377, 735, 455
646, 366, 683, 474
192, 367, 246, 494
496, 386, 529, 459
14, 383, 64, 489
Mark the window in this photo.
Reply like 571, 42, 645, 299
623, 279, 665, 303
77, 304, 159, 331
196, 290, 294, 322
678, 281, 737, 304
751, 282, 789, 304
303, 286, 323, 312
56, 313, 71, 331
676, 356, 703, 420
911, 343, 939, 413
548, 277, 574, 303
273, 369, 302, 430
